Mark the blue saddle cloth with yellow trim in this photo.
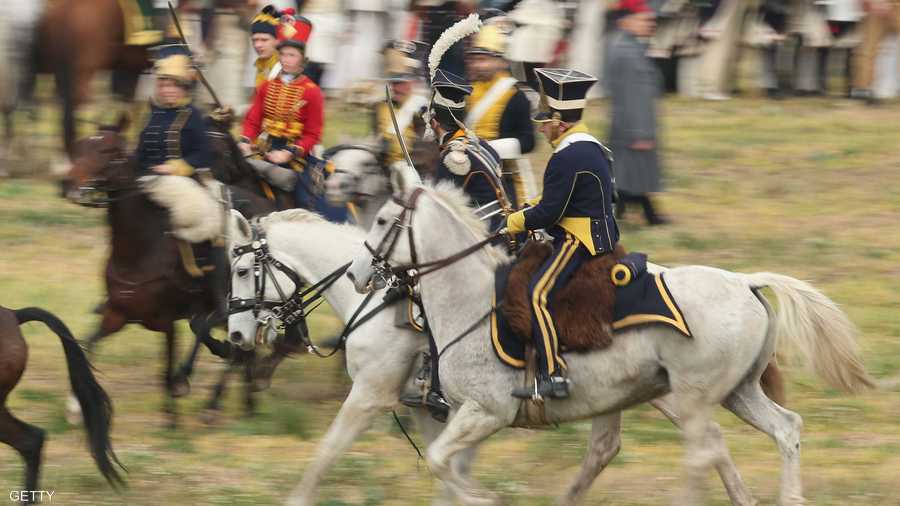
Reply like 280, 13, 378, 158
490, 253, 691, 370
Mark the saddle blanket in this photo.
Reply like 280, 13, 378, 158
490, 257, 692, 370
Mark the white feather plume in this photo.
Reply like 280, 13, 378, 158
428, 13, 482, 80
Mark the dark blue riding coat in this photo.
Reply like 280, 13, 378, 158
136, 100, 211, 176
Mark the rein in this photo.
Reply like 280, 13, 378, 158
228, 222, 350, 348
364, 187, 503, 289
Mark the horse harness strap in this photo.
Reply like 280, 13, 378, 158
229, 223, 350, 346
364, 187, 503, 289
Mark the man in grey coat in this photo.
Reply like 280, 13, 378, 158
604, 0, 669, 225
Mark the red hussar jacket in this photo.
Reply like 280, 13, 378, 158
242, 74, 324, 156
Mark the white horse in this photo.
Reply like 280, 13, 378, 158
346, 179, 874, 506
226, 205, 784, 506
324, 144, 391, 229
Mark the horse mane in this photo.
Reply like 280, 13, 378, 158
258, 208, 365, 239
259, 208, 328, 226
426, 181, 489, 237
423, 181, 509, 266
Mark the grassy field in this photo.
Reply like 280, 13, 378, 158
1, 93, 899, 505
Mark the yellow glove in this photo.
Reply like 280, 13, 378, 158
506, 210, 526, 234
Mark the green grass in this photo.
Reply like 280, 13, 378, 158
2, 87, 900, 504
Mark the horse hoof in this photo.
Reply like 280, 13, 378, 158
65, 395, 84, 426
171, 377, 191, 398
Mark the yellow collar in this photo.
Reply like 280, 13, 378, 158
255, 53, 278, 71
550, 122, 590, 149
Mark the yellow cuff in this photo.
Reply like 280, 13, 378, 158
506, 210, 526, 234
524, 196, 542, 208
169, 158, 194, 177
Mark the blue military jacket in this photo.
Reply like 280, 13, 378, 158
509, 123, 619, 255
136, 100, 211, 176
434, 130, 507, 209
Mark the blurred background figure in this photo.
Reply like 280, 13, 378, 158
301, 0, 344, 89
329, 0, 395, 89
374, 40, 429, 166
412, 0, 476, 77
852, 0, 900, 102
506, 0, 566, 92
465, 21, 536, 207
605, 0, 669, 226
695, 0, 748, 100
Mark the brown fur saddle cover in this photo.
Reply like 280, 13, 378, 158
491, 241, 691, 370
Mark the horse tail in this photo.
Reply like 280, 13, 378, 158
745, 273, 875, 394
13, 307, 126, 488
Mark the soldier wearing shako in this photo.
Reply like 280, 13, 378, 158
429, 69, 509, 229
506, 69, 619, 400
465, 22, 536, 208
137, 45, 211, 177
239, 13, 322, 196
373, 40, 428, 166
249, 5, 283, 90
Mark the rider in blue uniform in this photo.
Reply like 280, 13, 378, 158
136, 45, 226, 321
505, 68, 620, 400
429, 69, 511, 230
136, 45, 211, 177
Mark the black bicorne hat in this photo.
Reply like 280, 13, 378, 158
532, 68, 597, 123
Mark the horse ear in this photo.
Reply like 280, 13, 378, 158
229, 209, 251, 243
388, 162, 422, 197
389, 162, 407, 196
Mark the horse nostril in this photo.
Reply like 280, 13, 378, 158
229, 331, 244, 344
346, 271, 356, 284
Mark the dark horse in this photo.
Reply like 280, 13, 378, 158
12, 0, 153, 159
0, 306, 123, 500
60, 116, 300, 426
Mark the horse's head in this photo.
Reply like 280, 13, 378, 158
227, 210, 298, 351
323, 145, 387, 206
61, 117, 131, 207
347, 163, 423, 293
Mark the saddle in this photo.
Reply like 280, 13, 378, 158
500, 241, 627, 352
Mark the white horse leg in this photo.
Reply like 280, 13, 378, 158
410, 407, 480, 506
651, 396, 757, 506
558, 412, 622, 506
724, 381, 805, 506
286, 383, 393, 506
426, 402, 506, 506
670, 391, 720, 506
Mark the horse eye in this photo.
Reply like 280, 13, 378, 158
236, 268, 250, 278
376, 217, 387, 226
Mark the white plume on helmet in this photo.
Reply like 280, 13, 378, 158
423, 13, 482, 141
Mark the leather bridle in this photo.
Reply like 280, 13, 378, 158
363, 187, 503, 290
229, 221, 349, 346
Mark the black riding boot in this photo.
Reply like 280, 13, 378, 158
511, 371, 570, 400
424, 331, 451, 422
399, 330, 451, 422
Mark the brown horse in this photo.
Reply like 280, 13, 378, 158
24, 0, 152, 158
0, 306, 123, 500
61, 118, 299, 426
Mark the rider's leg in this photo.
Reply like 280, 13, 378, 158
512, 232, 589, 399
425, 324, 451, 422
